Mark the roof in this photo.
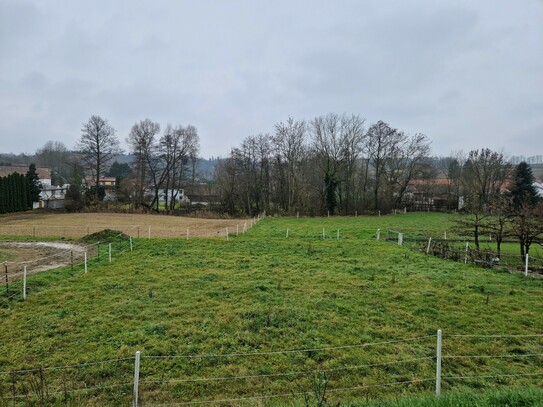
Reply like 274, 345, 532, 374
0, 166, 51, 180
409, 178, 452, 187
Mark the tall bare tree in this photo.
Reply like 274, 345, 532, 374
78, 115, 122, 202
337, 114, 365, 214
462, 148, 509, 211
311, 114, 343, 214
272, 117, 307, 213
365, 121, 402, 211
127, 119, 160, 209
384, 132, 431, 207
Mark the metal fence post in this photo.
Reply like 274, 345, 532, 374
376, 229, 380, 240
525, 254, 529, 276
133, 351, 141, 407
426, 237, 432, 254
436, 329, 442, 396
23, 266, 27, 300
84, 252, 88, 273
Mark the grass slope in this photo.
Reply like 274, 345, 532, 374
0, 214, 541, 405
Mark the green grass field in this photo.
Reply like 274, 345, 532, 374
0, 213, 542, 405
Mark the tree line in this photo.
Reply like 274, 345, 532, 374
60, 115, 200, 212
215, 114, 432, 216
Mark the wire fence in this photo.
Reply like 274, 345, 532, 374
0, 216, 262, 240
0, 332, 540, 406
0, 216, 264, 305
384, 230, 543, 277
0, 228, 136, 306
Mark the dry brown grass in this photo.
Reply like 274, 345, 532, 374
0, 212, 253, 238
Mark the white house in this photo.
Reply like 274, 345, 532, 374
534, 181, 543, 197
38, 184, 69, 209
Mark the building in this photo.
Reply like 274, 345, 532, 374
83, 176, 117, 199
534, 180, 543, 197
39, 184, 69, 209
186, 183, 220, 207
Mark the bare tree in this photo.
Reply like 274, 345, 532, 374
462, 148, 510, 211
272, 117, 307, 213
35, 141, 71, 185
215, 154, 240, 215
510, 201, 543, 261
337, 114, 365, 214
311, 114, 343, 214
146, 124, 200, 213
384, 132, 431, 208
78, 115, 122, 203
365, 121, 402, 211
127, 119, 160, 209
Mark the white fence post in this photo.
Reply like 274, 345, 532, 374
226, 227, 229, 241
130, 236, 133, 252
426, 237, 432, 254
444, 231, 447, 240
376, 229, 380, 241
464, 242, 469, 264
109, 243, 112, 263
322, 228, 325, 240
398, 233, 403, 246
436, 329, 442, 397
525, 254, 529, 276
84, 252, 88, 273
186, 228, 189, 240
404, 207, 407, 214
133, 351, 141, 407
236, 224, 239, 237
148, 226, 151, 239
378, 210, 381, 217
23, 266, 27, 300
286, 228, 289, 238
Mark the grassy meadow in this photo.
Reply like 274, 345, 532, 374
0, 213, 542, 405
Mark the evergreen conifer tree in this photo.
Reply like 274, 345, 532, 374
510, 162, 538, 208
26, 163, 42, 204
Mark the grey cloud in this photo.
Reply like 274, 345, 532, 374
1, 0, 542, 158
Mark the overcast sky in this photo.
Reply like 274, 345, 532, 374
1, 0, 542, 159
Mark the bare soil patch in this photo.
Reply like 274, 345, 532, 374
0, 241, 91, 282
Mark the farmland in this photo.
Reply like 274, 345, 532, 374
0, 212, 249, 238
0, 212, 542, 405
